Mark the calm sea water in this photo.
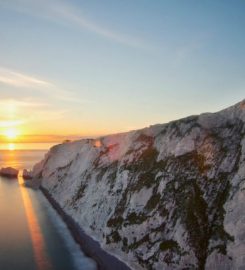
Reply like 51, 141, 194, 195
0, 143, 57, 170
0, 143, 97, 270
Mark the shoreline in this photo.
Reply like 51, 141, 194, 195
40, 186, 132, 270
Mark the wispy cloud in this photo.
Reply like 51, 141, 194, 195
0, 99, 48, 117
2, 0, 146, 49
52, 3, 145, 49
0, 67, 92, 134
0, 119, 25, 128
0, 67, 51, 88
0, 98, 47, 129
0, 98, 68, 129
0, 99, 48, 108
0, 66, 89, 104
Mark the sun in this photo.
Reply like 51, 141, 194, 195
4, 128, 19, 141
8, 143, 16, 151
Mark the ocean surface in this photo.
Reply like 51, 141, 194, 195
0, 143, 56, 170
0, 143, 97, 270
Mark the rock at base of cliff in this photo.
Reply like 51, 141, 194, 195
22, 169, 33, 180
0, 167, 19, 178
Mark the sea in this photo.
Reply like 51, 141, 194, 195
0, 143, 97, 270
0, 143, 56, 170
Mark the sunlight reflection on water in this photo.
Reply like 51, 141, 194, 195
18, 173, 52, 270
0, 143, 56, 169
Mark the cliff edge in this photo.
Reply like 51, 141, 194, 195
33, 100, 245, 270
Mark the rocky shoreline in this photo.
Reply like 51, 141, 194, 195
40, 186, 131, 270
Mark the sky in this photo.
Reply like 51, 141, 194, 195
0, 0, 245, 143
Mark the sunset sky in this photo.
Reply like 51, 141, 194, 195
0, 0, 245, 143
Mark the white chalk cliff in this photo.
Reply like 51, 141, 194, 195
33, 100, 245, 270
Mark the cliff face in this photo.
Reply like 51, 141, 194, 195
33, 100, 245, 270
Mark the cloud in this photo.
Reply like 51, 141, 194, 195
2, 0, 146, 49
0, 99, 48, 108
0, 98, 47, 128
0, 67, 51, 88
0, 99, 48, 117
0, 69, 92, 134
0, 119, 25, 128
0, 96, 69, 133
52, 3, 145, 49
0, 67, 89, 104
